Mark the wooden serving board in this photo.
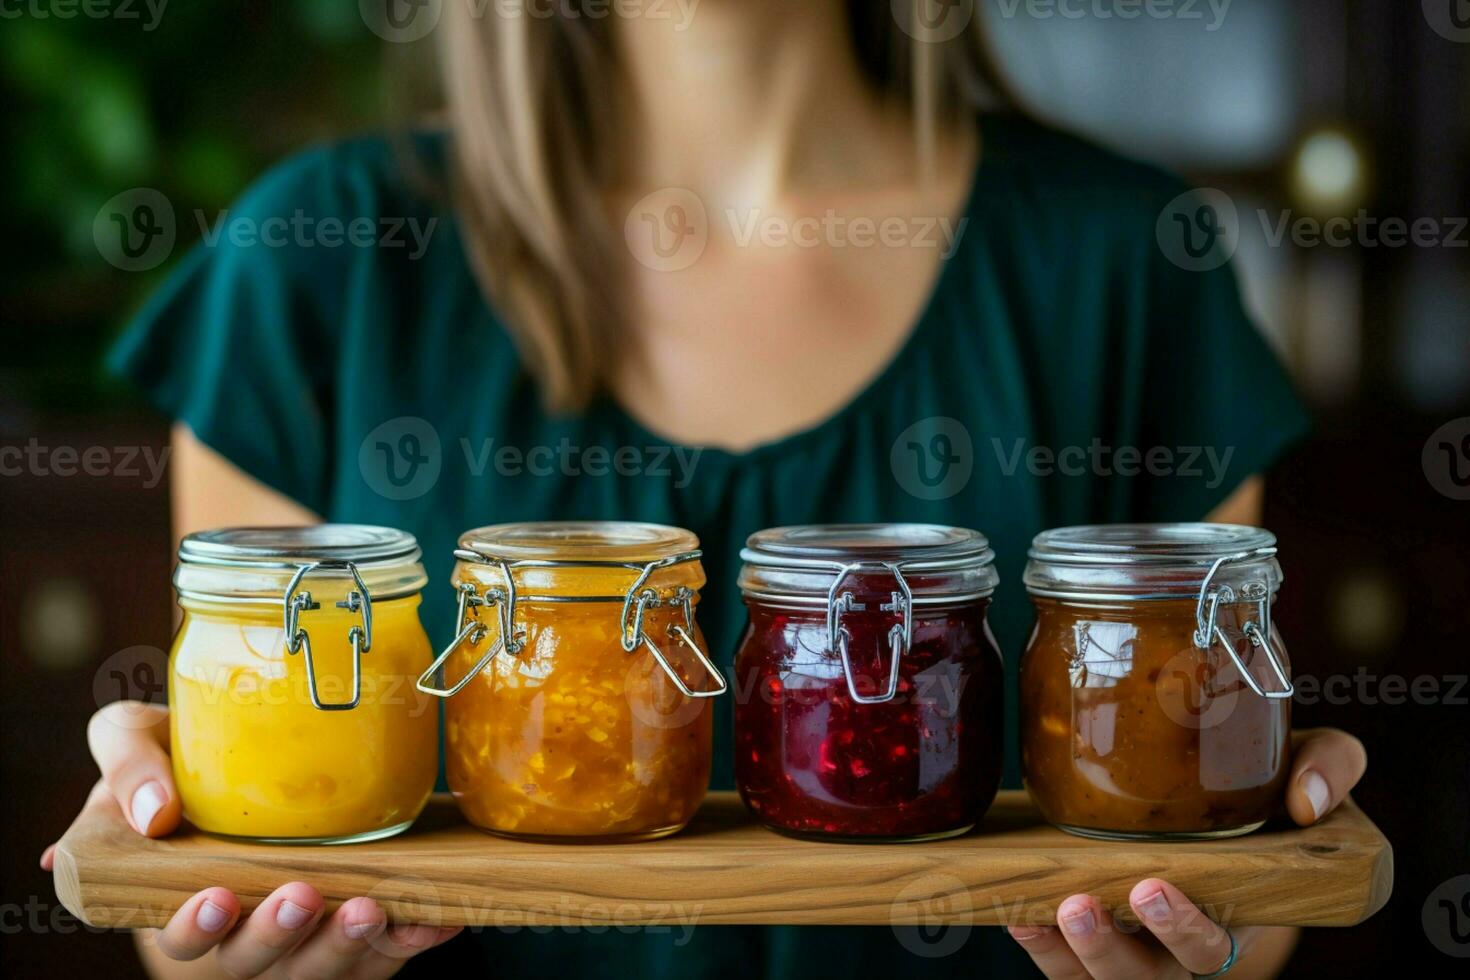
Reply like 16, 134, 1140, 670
53, 791, 1391, 930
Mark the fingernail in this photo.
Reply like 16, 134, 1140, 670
131, 781, 167, 835
345, 920, 381, 940
276, 900, 313, 930
1009, 925, 1048, 941
1301, 769, 1331, 820
1138, 890, 1171, 922
196, 900, 230, 933
1061, 908, 1095, 936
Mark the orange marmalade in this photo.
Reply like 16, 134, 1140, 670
419, 522, 724, 842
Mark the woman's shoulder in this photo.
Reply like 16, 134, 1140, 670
979, 112, 1197, 233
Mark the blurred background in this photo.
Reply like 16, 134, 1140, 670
2, 0, 1468, 975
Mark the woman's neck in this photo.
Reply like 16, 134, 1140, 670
613, 0, 921, 205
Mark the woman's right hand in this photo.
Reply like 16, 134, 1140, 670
41, 701, 460, 978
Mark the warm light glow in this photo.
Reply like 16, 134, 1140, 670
1292, 129, 1366, 213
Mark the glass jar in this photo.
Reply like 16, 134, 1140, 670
170, 526, 438, 844
733, 524, 1004, 842
418, 522, 724, 842
1021, 524, 1294, 841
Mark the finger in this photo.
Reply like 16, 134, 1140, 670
1287, 728, 1368, 825
1054, 895, 1159, 980
40, 844, 56, 871
278, 897, 387, 979
152, 887, 241, 961
348, 925, 463, 980
86, 702, 180, 836
214, 882, 325, 978
1130, 879, 1257, 976
1007, 924, 1090, 979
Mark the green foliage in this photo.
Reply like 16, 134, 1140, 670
1, 0, 390, 413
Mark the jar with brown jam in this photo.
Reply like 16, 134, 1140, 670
734, 524, 1005, 842
1020, 524, 1293, 840
416, 522, 725, 842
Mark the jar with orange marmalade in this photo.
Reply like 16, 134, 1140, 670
1020, 524, 1294, 841
170, 526, 438, 844
418, 522, 725, 842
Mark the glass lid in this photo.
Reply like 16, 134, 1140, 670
453, 521, 704, 598
1024, 523, 1282, 599
175, 525, 427, 602
739, 523, 998, 603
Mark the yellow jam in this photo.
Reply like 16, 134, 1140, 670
444, 565, 714, 841
170, 595, 437, 842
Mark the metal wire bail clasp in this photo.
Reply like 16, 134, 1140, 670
416, 558, 521, 698
1192, 550, 1293, 699
620, 559, 726, 699
827, 561, 913, 705
283, 560, 373, 711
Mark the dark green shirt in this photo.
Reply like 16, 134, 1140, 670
111, 114, 1309, 978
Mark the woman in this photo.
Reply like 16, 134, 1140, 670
46, 2, 1367, 977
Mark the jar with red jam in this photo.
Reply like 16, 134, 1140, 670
1021, 524, 1294, 841
733, 524, 1004, 842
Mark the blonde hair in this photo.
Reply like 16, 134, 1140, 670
437, 2, 1014, 411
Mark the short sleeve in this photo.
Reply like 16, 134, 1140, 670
1131, 186, 1312, 521
107, 147, 348, 513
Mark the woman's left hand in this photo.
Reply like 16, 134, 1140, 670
1008, 728, 1367, 979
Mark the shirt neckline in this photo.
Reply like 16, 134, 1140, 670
603, 113, 1006, 468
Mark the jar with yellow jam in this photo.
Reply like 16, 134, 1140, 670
170, 526, 438, 844
418, 522, 725, 842
1020, 524, 1294, 841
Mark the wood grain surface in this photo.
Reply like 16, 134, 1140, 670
53, 791, 1392, 930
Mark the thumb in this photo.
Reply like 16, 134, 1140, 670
87, 702, 182, 837
1286, 727, 1368, 825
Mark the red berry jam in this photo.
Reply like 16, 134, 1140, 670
734, 525, 1004, 842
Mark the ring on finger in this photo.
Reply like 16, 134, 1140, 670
1191, 928, 1238, 979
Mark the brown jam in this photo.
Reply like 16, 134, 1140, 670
1020, 524, 1293, 840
